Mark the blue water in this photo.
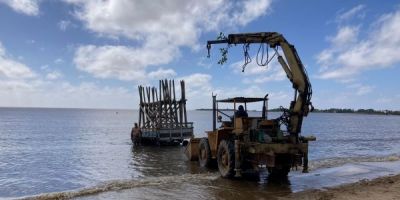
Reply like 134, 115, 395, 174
1, 108, 400, 198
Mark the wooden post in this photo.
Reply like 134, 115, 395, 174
182, 81, 187, 127
172, 80, 178, 127
159, 80, 162, 129
138, 86, 142, 127
179, 81, 184, 128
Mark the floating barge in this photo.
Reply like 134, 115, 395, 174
137, 79, 193, 145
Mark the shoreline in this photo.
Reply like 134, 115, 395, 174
285, 173, 400, 200
15, 173, 400, 200
13, 160, 400, 200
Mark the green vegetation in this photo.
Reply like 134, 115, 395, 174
312, 108, 400, 115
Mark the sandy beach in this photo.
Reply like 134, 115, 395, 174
285, 174, 400, 200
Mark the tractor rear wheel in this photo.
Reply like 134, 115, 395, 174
198, 138, 212, 167
217, 140, 235, 178
268, 166, 290, 178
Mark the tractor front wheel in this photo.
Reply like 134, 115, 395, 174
198, 138, 212, 167
217, 140, 235, 178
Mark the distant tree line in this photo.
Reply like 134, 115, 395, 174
268, 108, 400, 115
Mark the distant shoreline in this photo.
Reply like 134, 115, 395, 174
1, 107, 399, 115
195, 108, 258, 112
312, 108, 400, 115
196, 108, 400, 115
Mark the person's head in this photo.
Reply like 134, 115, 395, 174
238, 105, 244, 111
134, 123, 138, 128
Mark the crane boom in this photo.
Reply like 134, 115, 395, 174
207, 32, 313, 141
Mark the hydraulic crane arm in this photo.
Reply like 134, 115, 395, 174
207, 32, 313, 139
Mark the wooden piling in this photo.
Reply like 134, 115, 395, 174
138, 79, 188, 130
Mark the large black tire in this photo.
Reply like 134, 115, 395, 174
268, 166, 290, 178
268, 154, 292, 178
217, 140, 235, 178
241, 160, 260, 180
198, 138, 212, 167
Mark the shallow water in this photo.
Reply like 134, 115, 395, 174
1, 108, 400, 199
74, 160, 400, 200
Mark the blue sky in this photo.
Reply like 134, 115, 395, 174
0, 0, 399, 110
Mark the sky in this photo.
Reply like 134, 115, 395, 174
0, 0, 399, 110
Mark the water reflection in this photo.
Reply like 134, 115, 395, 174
127, 144, 294, 200
208, 175, 293, 200
130, 145, 206, 177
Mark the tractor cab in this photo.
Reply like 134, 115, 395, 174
212, 95, 269, 132
213, 95, 282, 141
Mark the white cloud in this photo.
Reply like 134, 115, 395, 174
65, 0, 271, 42
148, 68, 176, 80
233, 0, 272, 26
177, 73, 213, 108
336, 4, 366, 22
230, 56, 286, 84
54, 58, 64, 64
317, 6, 400, 80
180, 73, 212, 94
176, 72, 291, 109
197, 57, 212, 69
46, 71, 62, 80
58, 20, 71, 31
0, 42, 36, 79
0, 79, 36, 91
0, 79, 136, 108
40, 65, 48, 70
0, 0, 39, 16
177, 73, 271, 109
356, 85, 374, 96
328, 25, 360, 46
66, 0, 272, 81
376, 97, 393, 104
74, 44, 177, 81
353, 84, 374, 96
0, 41, 137, 109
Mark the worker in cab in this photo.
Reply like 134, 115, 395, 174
131, 123, 142, 146
235, 105, 248, 118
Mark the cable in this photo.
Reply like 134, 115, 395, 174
256, 43, 279, 68
256, 42, 268, 66
241, 43, 251, 72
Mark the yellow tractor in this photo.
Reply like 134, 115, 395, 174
185, 32, 316, 178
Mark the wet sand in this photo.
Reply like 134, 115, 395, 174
286, 174, 400, 200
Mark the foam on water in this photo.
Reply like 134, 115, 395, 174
17, 173, 220, 200
19, 159, 400, 200
17, 155, 400, 200
308, 154, 400, 170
